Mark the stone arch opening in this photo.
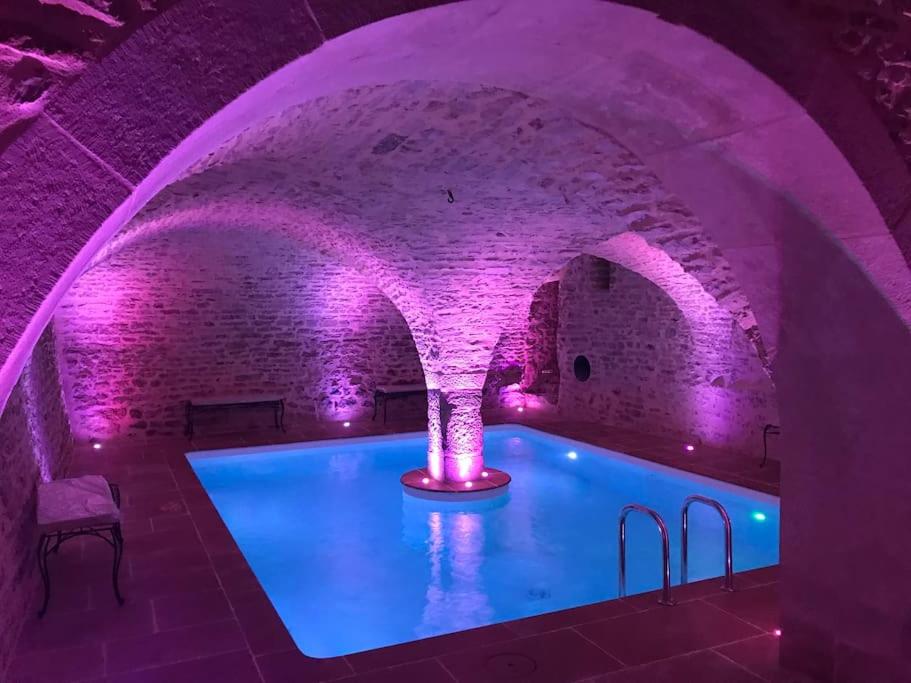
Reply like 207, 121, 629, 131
557, 252, 775, 454
496, 245, 777, 455
54, 225, 427, 438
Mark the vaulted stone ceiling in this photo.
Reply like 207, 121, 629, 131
5, 0, 911, 184
95, 81, 764, 384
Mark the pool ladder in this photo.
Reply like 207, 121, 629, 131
618, 504, 676, 606
617, 496, 735, 606
681, 495, 735, 592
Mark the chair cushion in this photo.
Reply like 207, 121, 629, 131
38, 475, 120, 533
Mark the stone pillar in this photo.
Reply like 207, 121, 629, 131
418, 305, 507, 484
426, 385, 484, 483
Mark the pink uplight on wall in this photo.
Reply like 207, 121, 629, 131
456, 453, 473, 480
22, 360, 52, 483
685, 444, 695, 453
426, 390, 444, 481
343, 421, 351, 428
427, 449, 444, 482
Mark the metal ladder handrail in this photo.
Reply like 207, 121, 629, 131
681, 495, 735, 592
618, 504, 676, 606
761, 423, 780, 468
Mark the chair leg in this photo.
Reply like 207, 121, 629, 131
37, 534, 51, 618
111, 524, 125, 606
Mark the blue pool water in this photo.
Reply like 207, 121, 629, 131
188, 425, 779, 657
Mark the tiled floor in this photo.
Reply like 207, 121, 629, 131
8, 415, 798, 682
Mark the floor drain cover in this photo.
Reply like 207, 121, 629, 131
484, 653, 537, 678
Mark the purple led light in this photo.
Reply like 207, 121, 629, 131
343, 421, 351, 428
685, 444, 695, 452
93, 442, 102, 450
421, 477, 430, 485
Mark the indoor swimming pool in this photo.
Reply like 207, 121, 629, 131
188, 425, 779, 657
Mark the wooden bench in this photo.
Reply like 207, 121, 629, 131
184, 395, 285, 439
372, 384, 427, 423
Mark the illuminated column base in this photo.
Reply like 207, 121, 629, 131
426, 387, 484, 482
400, 465, 511, 501
404, 384, 510, 498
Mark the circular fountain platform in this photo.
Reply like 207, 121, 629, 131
401, 467, 511, 501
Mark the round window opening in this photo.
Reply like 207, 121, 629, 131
573, 355, 592, 382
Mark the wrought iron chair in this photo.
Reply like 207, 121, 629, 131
36, 475, 125, 617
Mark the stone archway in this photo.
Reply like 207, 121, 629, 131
56, 223, 429, 437
492, 238, 777, 454
88, 80, 764, 486
89, 198, 442, 386
3, 1, 908, 415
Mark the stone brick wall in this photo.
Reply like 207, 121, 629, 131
54, 229, 425, 439
521, 281, 560, 405
0, 325, 73, 676
798, 0, 911, 169
0, 0, 177, 152
482, 329, 526, 408
555, 256, 777, 456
